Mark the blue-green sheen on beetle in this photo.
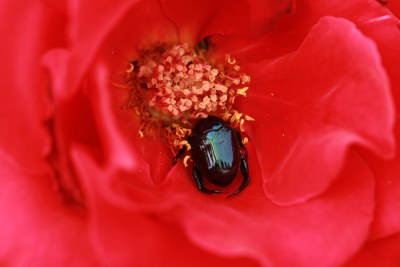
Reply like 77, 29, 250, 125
173, 116, 250, 197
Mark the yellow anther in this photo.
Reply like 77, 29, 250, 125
180, 140, 191, 151
183, 155, 191, 167
239, 118, 245, 132
126, 62, 134, 73
236, 87, 249, 97
222, 112, 231, 121
242, 137, 249, 144
244, 115, 255, 121
137, 130, 144, 138
230, 110, 242, 124
225, 54, 236, 65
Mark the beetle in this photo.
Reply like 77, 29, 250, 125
172, 116, 250, 197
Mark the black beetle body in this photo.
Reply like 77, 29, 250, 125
173, 116, 250, 197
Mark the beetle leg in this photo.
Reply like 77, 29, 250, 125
193, 165, 225, 194
228, 154, 250, 197
234, 129, 248, 160
172, 146, 187, 165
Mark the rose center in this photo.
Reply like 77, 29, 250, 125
124, 42, 252, 151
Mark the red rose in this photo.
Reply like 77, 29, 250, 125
1, 0, 399, 266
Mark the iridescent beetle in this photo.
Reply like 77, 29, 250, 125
173, 116, 250, 197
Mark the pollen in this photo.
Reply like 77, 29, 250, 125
179, 140, 191, 151
124, 42, 252, 154
236, 87, 249, 96
183, 155, 191, 167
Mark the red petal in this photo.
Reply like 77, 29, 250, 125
63, 0, 139, 98
243, 17, 394, 205
369, 151, 400, 239
356, 7, 400, 119
244, 0, 294, 37
61, 0, 177, 100
0, 153, 98, 266
159, 0, 294, 41
366, 125, 400, 239
75, 139, 374, 267
88, 64, 138, 170
0, 1, 65, 173
159, 0, 250, 42
237, 0, 400, 233
387, 1, 400, 19
213, 0, 399, 64
344, 233, 400, 267
174, 151, 374, 267
72, 144, 259, 266
89, 64, 173, 184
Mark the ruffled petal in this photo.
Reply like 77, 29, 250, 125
212, 0, 398, 64
0, 152, 98, 266
72, 138, 259, 267
175, 152, 374, 267
0, 1, 65, 173
88, 63, 173, 186
243, 16, 394, 205
248, 0, 400, 235
61, 0, 176, 100
5, 1, 397, 266
74, 135, 374, 267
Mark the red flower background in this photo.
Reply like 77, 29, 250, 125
1, 0, 400, 266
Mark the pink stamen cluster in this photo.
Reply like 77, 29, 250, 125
134, 43, 248, 120
125, 42, 251, 149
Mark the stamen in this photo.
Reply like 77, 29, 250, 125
239, 118, 245, 132
236, 87, 249, 96
179, 140, 191, 151
225, 54, 236, 65
244, 115, 255, 121
126, 63, 134, 73
183, 155, 191, 167
123, 42, 253, 156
